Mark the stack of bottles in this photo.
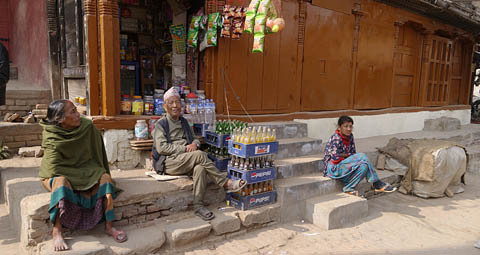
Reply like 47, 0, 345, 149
190, 99, 217, 128
216, 120, 248, 135
231, 126, 276, 144
228, 155, 274, 170
238, 180, 274, 197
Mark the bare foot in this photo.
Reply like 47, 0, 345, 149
52, 227, 69, 251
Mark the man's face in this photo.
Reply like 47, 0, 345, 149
165, 96, 182, 119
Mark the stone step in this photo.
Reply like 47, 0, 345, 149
29, 203, 280, 255
276, 154, 325, 179
305, 193, 368, 230
275, 170, 400, 223
277, 137, 323, 160
249, 121, 308, 139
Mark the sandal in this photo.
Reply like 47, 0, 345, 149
225, 179, 247, 193
345, 190, 359, 196
195, 207, 215, 221
374, 181, 397, 193
106, 227, 128, 243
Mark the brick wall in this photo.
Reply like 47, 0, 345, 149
0, 90, 52, 118
0, 122, 43, 152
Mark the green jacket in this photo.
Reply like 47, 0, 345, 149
38, 117, 110, 191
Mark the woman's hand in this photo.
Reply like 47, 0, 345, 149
186, 143, 198, 152
339, 153, 349, 158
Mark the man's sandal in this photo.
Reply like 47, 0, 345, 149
374, 182, 397, 193
195, 207, 215, 221
106, 228, 128, 243
225, 179, 247, 193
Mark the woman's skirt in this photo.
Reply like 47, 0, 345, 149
41, 173, 116, 230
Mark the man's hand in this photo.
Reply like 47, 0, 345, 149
186, 143, 198, 152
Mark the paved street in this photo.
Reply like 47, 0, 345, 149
186, 173, 480, 255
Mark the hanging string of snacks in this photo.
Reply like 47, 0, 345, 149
187, 16, 202, 48
221, 5, 247, 39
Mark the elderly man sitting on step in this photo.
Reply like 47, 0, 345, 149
152, 87, 246, 221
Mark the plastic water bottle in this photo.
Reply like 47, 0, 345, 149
190, 103, 198, 123
198, 101, 205, 124
205, 100, 213, 130
210, 99, 216, 128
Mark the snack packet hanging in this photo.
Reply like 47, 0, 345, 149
252, 0, 270, 53
206, 12, 221, 47
187, 16, 202, 48
244, 0, 261, 33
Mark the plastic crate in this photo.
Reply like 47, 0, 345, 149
228, 141, 278, 158
205, 131, 230, 148
227, 191, 276, 210
193, 123, 209, 137
227, 166, 276, 183
207, 153, 230, 172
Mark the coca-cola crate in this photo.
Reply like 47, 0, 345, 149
227, 191, 276, 210
207, 153, 230, 172
227, 166, 276, 183
193, 123, 209, 137
228, 141, 278, 158
205, 131, 230, 148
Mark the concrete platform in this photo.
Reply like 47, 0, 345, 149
249, 121, 308, 139
276, 154, 324, 179
277, 137, 323, 160
305, 193, 368, 230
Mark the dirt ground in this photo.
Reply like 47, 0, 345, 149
185, 173, 480, 255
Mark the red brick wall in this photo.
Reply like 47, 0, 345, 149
0, 122, 43, 152
0, 90, 51, 118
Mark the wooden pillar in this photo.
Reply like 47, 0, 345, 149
84, 0, 99, 115
46, 0, 62, 100
350, 3, 363, 110
98, 0, 120, 116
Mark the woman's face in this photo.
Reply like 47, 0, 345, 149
60, 101, 81, 130
338, 121, 353, 137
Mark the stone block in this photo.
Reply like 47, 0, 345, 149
5, 99, 14, 105
37, 235, 108, 255
236, 204, 280, 227
15, 99, 27, 106
14, 135, 38, 142
7, 105, 30, 111
424, 117, 461, 131
5, 141, 26, 149
137, 206, 147, 214
305, 193, 368, 230
147, 205, 162, 213
18, 146, 42, 157
135, 214, 146, 223
164, 218, 212, 246
210, 210, 241, 235
122, 205, 138, 218
276, 137, 323, 160
0, 135, 14, 142
26, 140, 42, 147
108, 223, 166, 255
146, 212, 161, 221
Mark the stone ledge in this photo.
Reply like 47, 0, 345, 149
164, 218, 212, 247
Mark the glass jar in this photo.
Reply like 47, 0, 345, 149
132, 96, 144, 115
135, 120, 148, 140
144, 96, 154, 115
120, 95, 132, 115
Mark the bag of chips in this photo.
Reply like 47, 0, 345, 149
244, 0, 261, 33
206, 12, 221, 47
252, 0, 271, 53
187, 16, 202, 48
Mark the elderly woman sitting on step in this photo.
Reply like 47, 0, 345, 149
323, 116, 397, 196
38, 100, 127, 252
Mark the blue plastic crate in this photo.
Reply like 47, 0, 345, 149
207, 153, 230, 172
227, 166, 276, 183
228, 141, 278, 158
227, 191, 276, 210
193, 123, 209, 137
205, 131, 230, 148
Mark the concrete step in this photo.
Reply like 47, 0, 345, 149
277, 137, 323, 160
276, 154, 325, 179
275, 170, 400, 222
29, 203, 280, 255
249, 121, 308, 139
305, 193, 368, 230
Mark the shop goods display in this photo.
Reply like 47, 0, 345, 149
188, 16, 202, 48
221, 5, 247, 39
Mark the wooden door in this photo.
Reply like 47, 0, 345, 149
354, 1, 395, 109
0, 0, 9, 50
421, 36, 453, 106
301, 3, 354, 111
220, 0, 299, 114
392, 25, 421, 107
449, 40, 472, 105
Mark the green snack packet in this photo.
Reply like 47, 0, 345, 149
252, 34, 264, 53
244, 0, 261, 33
205, 13, 221, 47
187, 16, 202, 48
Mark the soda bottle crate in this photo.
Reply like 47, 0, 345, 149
227, 166, 276, 183
193, 123, 209, 137
207, 153, 230, 172
205, 131, 230, 148
227, 190, 277, 210
228, 141, 279, 158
